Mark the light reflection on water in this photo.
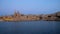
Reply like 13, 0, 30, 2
0, 21, 60, 34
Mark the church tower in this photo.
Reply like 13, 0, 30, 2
14, 10, 21, 17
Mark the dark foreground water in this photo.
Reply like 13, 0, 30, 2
0, 21, 60, 34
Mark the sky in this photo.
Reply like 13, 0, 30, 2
0, 0, 60, 15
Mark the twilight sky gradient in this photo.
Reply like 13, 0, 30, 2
0, 0, 60, 15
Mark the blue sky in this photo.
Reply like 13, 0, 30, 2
0, 0, 60, 15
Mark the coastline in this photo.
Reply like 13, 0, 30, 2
0, 11, 60, 21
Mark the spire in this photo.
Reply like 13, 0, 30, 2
14, 10, 21, 17
14, 10, 20, 15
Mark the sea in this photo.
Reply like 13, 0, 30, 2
0, 21, 60, 34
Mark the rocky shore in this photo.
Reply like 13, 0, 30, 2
0, 11, 60, 21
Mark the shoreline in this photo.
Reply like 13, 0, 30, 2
0, 20, 60, 22
0, 11, 60, 21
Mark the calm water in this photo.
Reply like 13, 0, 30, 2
0, 21, 60, 34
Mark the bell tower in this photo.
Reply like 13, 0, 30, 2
14, 10, 21, 17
